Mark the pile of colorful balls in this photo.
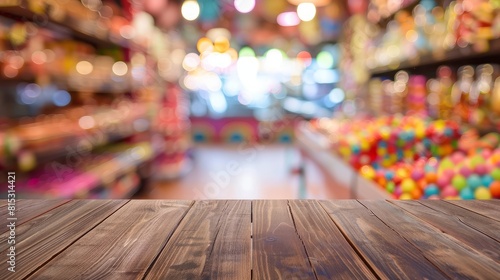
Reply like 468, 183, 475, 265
312, 116, 461, 169
311, 116, 500, 199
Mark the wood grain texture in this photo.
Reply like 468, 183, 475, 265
288, 200, 377, 280
446, 200, 500, 222
144, 200, 251, 280
27, 200, 193, 280
0, 199, 70, 234
200, 200, 251, 280
319, 200, 447, 279
391, 200, 500, 263
252, 200, 316, 280
360, 200, 500, 279
0, 200, 127, 280
420, 200, 500, 242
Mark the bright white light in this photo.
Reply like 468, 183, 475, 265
301, 101, 316, 115
79, 116, 95, 129
234, 0, 255, 13
209, 91, 228, 114
76, 61, 93, 75
183, 74, 197, 90
303, 83, 318, 99
277, 12, 300, 26
328, 88, 345, 103
112, 61, 128, 76
283, 97, 302, 113
223, 77, 240, 96
265, 49, 283, 65
237, 57, 259, 85
297, 3, 316, 22
181, 0, 200, 21
217, 53, 233, 68
313, 69, 339, 84
204, 72, 222, 92
183, 53, 200, 71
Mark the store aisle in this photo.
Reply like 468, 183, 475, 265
135, 144, 348, 199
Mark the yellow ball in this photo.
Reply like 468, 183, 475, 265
401, 178, 416, 193
475, 187, 492, 200
399, 193, 413, 200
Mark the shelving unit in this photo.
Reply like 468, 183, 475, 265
0, 1, 173, 198
0, 3, 146, 51
16, 142, 158, 198
370, 38, 500, 77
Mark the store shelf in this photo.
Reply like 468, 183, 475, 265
0, 4, 146, 52
16, 142, 154, 198
374, 0, 420, 26
370, 38, 500, 77
295, 122, 390, 199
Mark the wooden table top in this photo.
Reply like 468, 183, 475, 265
1, 199, 499, 279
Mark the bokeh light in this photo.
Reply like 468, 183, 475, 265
234, 0, 255, 13
181, 0, 200, 21
316, 51, 334, 69
297, 3, 316, 22
277, 12, 300, 26
112, 61, 128, 76
76, 61, 93, 75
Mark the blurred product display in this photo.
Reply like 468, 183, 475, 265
0, 0, 190, 198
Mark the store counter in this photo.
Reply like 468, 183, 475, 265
2, 199, 499, 279
295, 122, 391, 199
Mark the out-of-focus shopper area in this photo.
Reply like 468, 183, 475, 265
1, 0, 500, 200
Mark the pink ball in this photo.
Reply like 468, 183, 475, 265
459, 166, 472, 177
451, 152, 465, 163
436, 176, 450, 188
411, 169, 425, 181
441, 185, 458, 197
475, 164, 488, 175
394, 186, 403, 197
482, 149, 492, 158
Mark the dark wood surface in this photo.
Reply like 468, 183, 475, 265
1, 200, 499, 279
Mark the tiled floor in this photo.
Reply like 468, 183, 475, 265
135, 144, 350, 199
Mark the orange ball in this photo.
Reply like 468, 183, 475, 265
417, 178, 427, 190
411, 187, 423, 199
425, 172, 437, 183
490, 181, 500, 198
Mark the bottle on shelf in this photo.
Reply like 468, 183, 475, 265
451, 65, 474, 123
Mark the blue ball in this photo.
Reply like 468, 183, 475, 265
352, 145, 361, 154
460, 187, 475, 200
385, 171, 394, 180
424, 184, 440, 198
467, 175, 483, 190
481, 175, 494, 187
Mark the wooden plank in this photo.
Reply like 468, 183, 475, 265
200, 200, 251, 280
360, 200, 500, 279
391, 200, 500, 263
319, 200, 447, 279
144, 200, 252, 279
421, 200, 500, 242
0, 200, 127, 280
27, 200, 193, 279
252, 200, 316, 279
446, 200, 500, 222
288, 200, 377, 279
0, 199, 70, 234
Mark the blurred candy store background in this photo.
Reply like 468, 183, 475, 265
1, 0, 500, 200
